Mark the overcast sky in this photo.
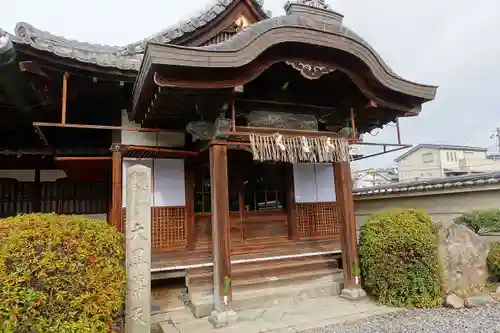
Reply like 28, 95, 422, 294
2, 0, 500, 169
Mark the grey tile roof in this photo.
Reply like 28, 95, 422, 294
353, 172, 500, 197
394, 144, 488, 162
3, 0, 267, 71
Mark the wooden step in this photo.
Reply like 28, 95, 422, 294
186, 255, 342, 295
190, 266, 342, 290
186, 256, 339, 288
186, 252, 340, 275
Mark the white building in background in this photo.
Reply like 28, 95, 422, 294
394, 144, 500, 182
352, 167, 398, 189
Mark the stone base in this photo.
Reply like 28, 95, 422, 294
340, 288, 367, 301
190, 274, 344, 318
208, 310, 238, 328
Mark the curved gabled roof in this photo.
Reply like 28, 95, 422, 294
132, 2, 437, 117
4, 0, 268, 71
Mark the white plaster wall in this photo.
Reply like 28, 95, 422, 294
354, 187, 500, 233
122, 158, 185, 208
440, 150, 463, 170
120, 110, 185, 147
0, 170, 67, 182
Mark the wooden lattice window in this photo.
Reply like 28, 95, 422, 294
123, 206, 187, 250
152, 207, 186, 249
296, 202, 341, 239
243, 163, 286, 212
194, 164, 211, 213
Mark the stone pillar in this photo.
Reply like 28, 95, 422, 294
125, 164, 152, 332
208, 144, 237, 328
334, 161, 366, 300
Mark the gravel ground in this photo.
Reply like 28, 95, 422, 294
303, 304, 500, 333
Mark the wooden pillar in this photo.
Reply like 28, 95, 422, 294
334, 161, 358, 290
111, 144, 123, 232
209, 144, 232, 311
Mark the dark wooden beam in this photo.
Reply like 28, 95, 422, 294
224, 126, 361, 141
33, 121, 166, 132
54, 156, 112, 161
209, 144, 233, 310
333, 161, 359, 289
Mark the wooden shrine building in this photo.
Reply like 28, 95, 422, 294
0, 0, 437, 319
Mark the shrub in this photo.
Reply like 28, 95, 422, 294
488, 242, 500, 282
359, 208, 443, 308
0, 213, 125, 332
454, 209, 500, 234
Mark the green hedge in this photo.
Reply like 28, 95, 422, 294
359, 208, 443, 307
0, 214, 125, 332
454, 209, 500, 234
488, 242, 500, 282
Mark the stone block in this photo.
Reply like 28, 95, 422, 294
189, 275, 343, 317
464, 294, 496, 308
158, 323, 178, 333
445, 293, 465, 309
208, 310, 238, 328
438, 223, 490, 291
340, 288, 367, 301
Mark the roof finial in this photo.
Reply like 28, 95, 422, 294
295, 0, 330, 10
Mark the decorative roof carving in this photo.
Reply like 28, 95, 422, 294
5, 0, 267, 71
285, 61, 336, 80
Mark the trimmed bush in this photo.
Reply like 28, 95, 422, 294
0, 213, 125, 332
454, 209, 500, 234
359, 208, 443, 308
488, 242, 500, 282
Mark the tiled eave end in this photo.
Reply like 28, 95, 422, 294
353, 172, 500, 198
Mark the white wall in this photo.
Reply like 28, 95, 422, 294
398, 148, 500, 182
122, 158, 186, 208
120, 111, 185, 147
439, 150, 464, 170
355, 185, 500, 232
398, 147, 442, 181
